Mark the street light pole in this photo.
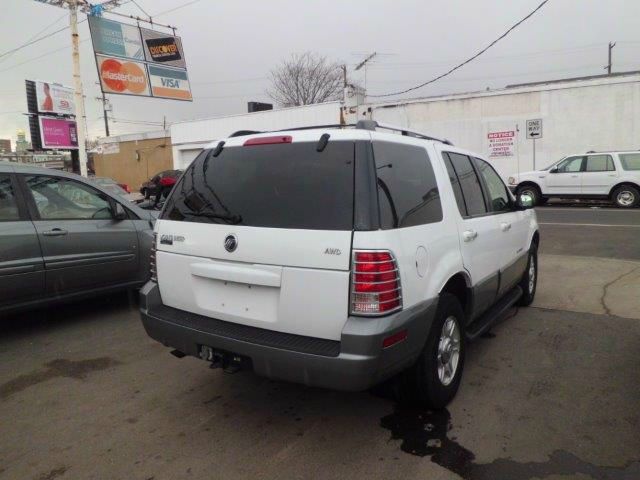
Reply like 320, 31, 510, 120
69, 0, 88, 176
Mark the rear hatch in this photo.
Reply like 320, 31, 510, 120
155, 136, 357, 341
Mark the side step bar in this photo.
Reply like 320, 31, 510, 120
465, 286, 523, 341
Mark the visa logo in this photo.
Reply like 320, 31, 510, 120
161, 78, 180, 88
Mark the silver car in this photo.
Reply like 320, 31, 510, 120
0, 162, 156, 315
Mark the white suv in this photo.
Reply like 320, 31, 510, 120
509, 151, 640, 208
140, 121, 539, 408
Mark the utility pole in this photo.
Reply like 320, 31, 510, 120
606, 41, 616, 75
96, 92, 110, 136
354, 52, 377, 94
69, 0, 88, 176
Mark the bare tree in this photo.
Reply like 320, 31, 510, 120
267, 52, 343, 107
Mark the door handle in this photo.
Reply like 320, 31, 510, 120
463, 230, 478, 242
42, 228, 68, 237
500, 222, 512, 232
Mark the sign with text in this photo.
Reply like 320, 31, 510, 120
34, 81, 75, 115
526, 119, 543, 139
148, 64, 192, 100
488, 131, 515, 157
88, 16, 144, 60
39, 117, 78, 149
140, 27, 186, 69
97, 55, 151, 97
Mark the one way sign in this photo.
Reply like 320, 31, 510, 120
526, 119, 543, 139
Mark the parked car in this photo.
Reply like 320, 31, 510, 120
0, 162, 157, 315
509, 151, 640, 208
139, 121, 539, 408
140, 169, 183, 199
91, 176, 140, 203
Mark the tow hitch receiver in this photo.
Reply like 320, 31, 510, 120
199, 345, 249, 374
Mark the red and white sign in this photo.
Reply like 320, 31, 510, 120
96, 55, 150, 97
488, 130, 515, 157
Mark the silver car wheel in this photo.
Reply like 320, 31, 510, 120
437, 316, 461, 386
616, 190, 635, 207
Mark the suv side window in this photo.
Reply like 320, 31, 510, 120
0, 174, 20, 221
556, 156, 584, 173
25, 175, 113, 220
374, 141, 443, 229
585, 154, 615, 172
474, 158, 511, 213
443, 154, 468, 216
619, 153, 640, 171
446, 152, 487, 216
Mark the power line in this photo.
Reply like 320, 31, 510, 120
368, 0, 552, 98
0, 39, 90, 74
130, 0, 151, 19
153, 0, 202, 17
0, 25, 71, 60
0, 12, 68, 64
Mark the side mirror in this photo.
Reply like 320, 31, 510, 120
549, 167, 559, 173
113, 202, 127, 220
516, 194, 534, 210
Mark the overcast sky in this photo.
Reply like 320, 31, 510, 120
1, 0, 639, 145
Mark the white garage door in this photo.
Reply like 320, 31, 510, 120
176, 149, 204, 169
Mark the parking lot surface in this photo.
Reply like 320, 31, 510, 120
1, 206, 639, 480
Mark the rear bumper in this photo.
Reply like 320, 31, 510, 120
139, 282, 437, 391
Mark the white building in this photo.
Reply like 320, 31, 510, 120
170, 71, 640, 179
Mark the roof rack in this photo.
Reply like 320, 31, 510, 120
232, 121, 454, 146
355, 120, 453, 145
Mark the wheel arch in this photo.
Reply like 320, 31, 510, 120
608, 181, 640, 198
439, 272, 473, 322
516, 181, 542, 193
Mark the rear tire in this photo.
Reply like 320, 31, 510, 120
516, 185, 541, 206
612, 185, 640, 208
518, 244, 538, 306
399, 293, 466, 409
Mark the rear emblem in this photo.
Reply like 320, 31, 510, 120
224, 234, 238, 253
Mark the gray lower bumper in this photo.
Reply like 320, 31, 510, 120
139, 282, 437, 391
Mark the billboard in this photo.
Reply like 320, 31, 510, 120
97, 55, 151, 97
148, 65, 192, 100
39, 117, 78, 149
140, 27, 186, 69
34, 81, 75, 115
88, 17, 191, 102
88, 16, 144, 60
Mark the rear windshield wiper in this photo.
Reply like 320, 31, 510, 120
182, 211, 243, 224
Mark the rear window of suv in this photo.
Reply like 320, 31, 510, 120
619, 153, 640, 171
162, 141, 354, 230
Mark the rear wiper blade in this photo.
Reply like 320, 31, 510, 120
183, 211, 243, 224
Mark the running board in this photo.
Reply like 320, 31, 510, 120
465, 286, 523, 341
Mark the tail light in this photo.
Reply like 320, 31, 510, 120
150, 233, 157, 282
118, 183, 131, 193
159, 177, 176, 187
350, 250, 402, 315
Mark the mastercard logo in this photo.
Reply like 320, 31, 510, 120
100, 58, 147, 94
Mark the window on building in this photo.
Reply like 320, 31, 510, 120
373, 141, 443, 229
446, 152, 487, 216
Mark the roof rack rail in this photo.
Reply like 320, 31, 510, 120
355, 120, 453, 145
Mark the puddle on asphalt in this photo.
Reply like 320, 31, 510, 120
380, 404, 640, 480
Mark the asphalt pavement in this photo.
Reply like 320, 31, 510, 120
1, 205, 639, 480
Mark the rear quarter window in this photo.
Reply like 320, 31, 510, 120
373, 141, 443, 229
619, 153, 640, 171
162, 141, 355, 230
